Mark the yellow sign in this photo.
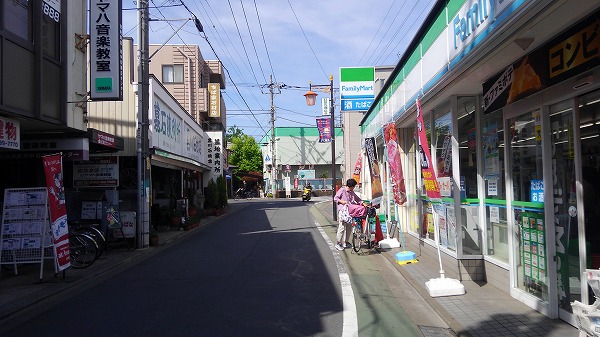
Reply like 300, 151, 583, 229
208, 83, 221, 117
549, 19, 600, 78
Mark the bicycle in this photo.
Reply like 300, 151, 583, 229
351, 205, 377, 254
68, 231, 99, 269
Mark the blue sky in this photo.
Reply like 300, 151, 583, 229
121, 0, 435, 141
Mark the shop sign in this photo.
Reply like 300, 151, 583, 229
0, 116, 20, 150
16, 138, 89, 161
42, 0, 60, 22
152, 98, 182, 154
483, 9, 600, 113
340, 67, 375, 111
73, 156, 119, 187
530, 180, 544, 203
208, 83, 221, 117
89, 0, 123, 101
206, 131, 223, 180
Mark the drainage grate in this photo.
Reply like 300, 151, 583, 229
418, 325, 457, 337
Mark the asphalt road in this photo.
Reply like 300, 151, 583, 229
3, 198, 437, 337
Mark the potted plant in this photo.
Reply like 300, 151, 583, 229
170, 209, 183, 227
149, 232, 159, 246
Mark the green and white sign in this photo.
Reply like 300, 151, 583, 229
339, 67, 374, 111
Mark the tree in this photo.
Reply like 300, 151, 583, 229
225, 125, 244, 144
229, 135, 262, 173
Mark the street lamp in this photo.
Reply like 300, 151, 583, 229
304, 74, 337, 221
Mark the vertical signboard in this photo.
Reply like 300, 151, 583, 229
316, 118, 332, 143
364, 137, 383, 205
340, 67, 375, 111
90, 0, 123, 101
416, 99, 441, 201
208, 83, 221, 117
206, 131, 223, 181
42, 154, 71, 271
383, 123, 406, 205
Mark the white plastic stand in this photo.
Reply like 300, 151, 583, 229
426, 205, 465, 297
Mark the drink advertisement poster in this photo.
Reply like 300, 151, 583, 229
364, 137, 383, 205
416, 99, 441, 201
42, 154, 71, 271
383, 123, 406, 205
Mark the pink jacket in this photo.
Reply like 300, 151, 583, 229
334, 187, 362, 213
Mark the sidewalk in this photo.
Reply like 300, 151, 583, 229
312, 201, 580, 337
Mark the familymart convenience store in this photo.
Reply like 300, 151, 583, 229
359, 0, 600, 324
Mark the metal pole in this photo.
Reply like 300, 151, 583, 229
269, 74, 277, 198
137, 0, 150, 248
330, 75, 337, 221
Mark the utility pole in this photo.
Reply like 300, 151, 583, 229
268, 75, 284, 198
137, 0, 150, 248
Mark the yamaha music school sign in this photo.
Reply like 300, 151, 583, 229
89, 0, 123, 101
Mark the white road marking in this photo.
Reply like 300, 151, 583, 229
315, 221, 358, 337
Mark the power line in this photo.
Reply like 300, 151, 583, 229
287, 0, 327, 79
253, 0, 277, 81
239, 0, 268, 85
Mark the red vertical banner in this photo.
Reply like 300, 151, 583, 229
416, 99, 442, 201
364, 137, 383, 205
316, 118, 332, 143
42, 154, 71, 271
352, 153, 362, 184
383, 123, 407, 205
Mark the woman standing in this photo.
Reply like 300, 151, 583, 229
333, 178, 362, 250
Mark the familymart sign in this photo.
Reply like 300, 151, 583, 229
340, 67, 374, 111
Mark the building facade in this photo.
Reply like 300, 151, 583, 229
358, 0, 600, 325
261, 127, 344, 196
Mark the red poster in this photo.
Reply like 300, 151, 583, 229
352, 153, 362, 184
383, 123, 407, 205
416, 99, 441, 201
42, 154, 71, 271
316, 118, 332, 143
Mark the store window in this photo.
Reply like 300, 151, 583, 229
482, 109, 508, 263
458, 96, 481, 255
433, 109, 456, 252
407, 128, 420, 236
3, 0, 32, 41
162, 64, 184, 83
509, 110, 547, 301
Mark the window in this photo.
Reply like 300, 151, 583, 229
482, 108, 508, 262
3, 0, 32, 41
41, 10, 60, 59
162, 65, 184, 83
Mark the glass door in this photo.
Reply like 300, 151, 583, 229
508, 109, 548, 301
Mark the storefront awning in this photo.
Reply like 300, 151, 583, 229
151, 148, 211, 172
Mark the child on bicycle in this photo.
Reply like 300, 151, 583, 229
334, 178, 365, 250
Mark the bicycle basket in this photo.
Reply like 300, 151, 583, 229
367, 207, 377, 218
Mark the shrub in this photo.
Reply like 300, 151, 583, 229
216, 175, 228, 208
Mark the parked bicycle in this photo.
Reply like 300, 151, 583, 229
351, 205, 377, 254
68, 223, 106, 269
